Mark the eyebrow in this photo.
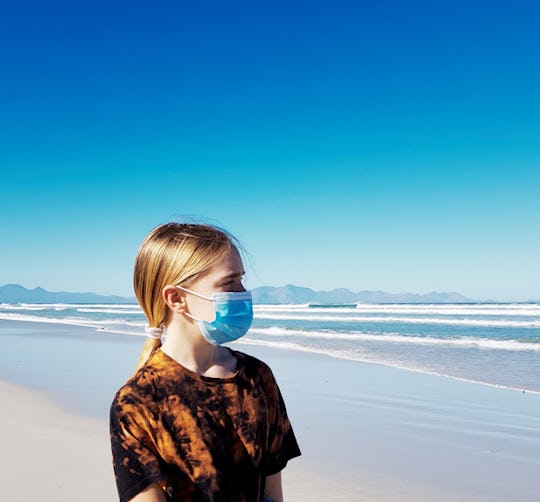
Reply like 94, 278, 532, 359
219, 271, 245, 281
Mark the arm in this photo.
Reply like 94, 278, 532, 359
110, 395, 167, 502
262, 366, 300, 502
265, 471, 283, 502
129, 483, 167, 502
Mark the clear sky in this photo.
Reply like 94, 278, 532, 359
1, 0, 539, 301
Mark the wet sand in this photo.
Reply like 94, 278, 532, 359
1, 319, 539, 501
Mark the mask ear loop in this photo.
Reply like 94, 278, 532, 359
176, 286, 217, 324
183, 312, 204, 323
176, 285, 214, 301
145, 325, 164, 339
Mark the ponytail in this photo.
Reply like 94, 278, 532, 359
135, 337, 162, 371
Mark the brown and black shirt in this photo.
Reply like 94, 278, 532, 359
110, 349, 301, 502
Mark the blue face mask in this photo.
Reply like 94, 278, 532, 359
177, 286, 253, 346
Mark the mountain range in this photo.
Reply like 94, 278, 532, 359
251, 284, 475, 304
0, 283, 476, 304
0, 284, 135, 304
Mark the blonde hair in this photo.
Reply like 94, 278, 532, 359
133, 222, 235, 370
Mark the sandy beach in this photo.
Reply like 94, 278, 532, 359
0, 380, 117, 501
1, 319, 539, 501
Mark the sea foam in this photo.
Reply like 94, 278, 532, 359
249, 327, 540, 351
254, 312, 540, 328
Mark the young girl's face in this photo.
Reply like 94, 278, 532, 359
183, 246, 246, 322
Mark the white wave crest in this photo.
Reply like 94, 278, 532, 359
249, 327, 540, 351
253, 304, 310, 310
255, 304, 540, 317
76, 308, 143, 314
0, 305, 48, 311
13, 303, 139, 308
254, 313, 540, 328
0, 312, 144, 329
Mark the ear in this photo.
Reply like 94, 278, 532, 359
162, 285, 187, 313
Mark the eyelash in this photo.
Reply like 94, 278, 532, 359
224, 276, 244, 286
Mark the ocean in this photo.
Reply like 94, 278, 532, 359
1, 302, 539, 393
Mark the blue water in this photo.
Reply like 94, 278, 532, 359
1, 302, 539, 392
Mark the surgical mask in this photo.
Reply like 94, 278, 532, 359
177, 286, 253, 346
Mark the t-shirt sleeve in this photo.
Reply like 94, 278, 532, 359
263, 368, 302, 475
110, 393, 167, 502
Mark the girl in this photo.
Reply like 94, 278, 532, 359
110, 222, 301, 502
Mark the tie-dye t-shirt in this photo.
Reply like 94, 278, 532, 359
110, 349, 301, 502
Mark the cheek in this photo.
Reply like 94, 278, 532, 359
201, 302, 216, 322
190, 299, 216, 322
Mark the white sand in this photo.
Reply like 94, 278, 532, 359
0, 380, 117, 501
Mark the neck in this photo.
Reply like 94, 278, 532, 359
160, 318, 236, 377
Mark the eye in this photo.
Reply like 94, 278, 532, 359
221, 274, 245, 289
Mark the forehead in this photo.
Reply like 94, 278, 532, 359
197, 247, 244, 282
214, 246, 243, 271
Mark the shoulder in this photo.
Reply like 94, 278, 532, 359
232, 350, 281, 393
110, 351, 172, 421
233, 350, 273, 376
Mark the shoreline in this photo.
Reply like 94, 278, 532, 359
1, 319, 540, 501
240, 337, 540, 395
2, 315, 537, 395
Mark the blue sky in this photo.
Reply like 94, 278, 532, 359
1, 0, 539, 301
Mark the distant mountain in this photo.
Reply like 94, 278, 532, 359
1, 283, 475, 305
252, 285, 317, 304
0, 284, 135, 304
251, 284, 476, 304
